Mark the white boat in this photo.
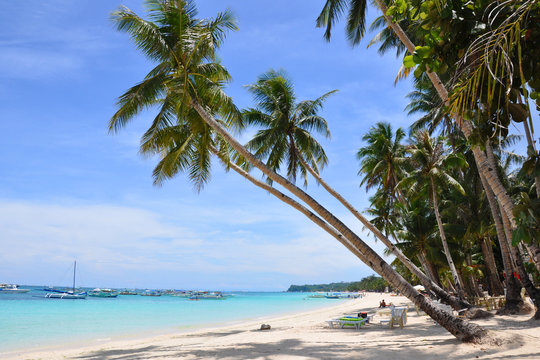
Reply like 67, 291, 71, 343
0, 284, 30, 293
189, 291, 227, 300
45, 291, 86, 299
89, 288, 118, 298
45, 261, 86, 300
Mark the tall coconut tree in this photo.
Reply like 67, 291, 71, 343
357, 122, 407, 204
394, 199, 443, 287
242, 69, 335, 186
110, 0, 488, 341
401, 130, 469, 299
244, 72, 474, 311
316, 0, 518, 231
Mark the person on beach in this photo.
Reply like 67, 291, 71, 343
379, 299, 386, 308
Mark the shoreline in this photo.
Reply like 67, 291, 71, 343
2, 295, 358, 359
5, 293, 540, 359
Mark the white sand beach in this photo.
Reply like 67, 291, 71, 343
5, 293, 539, 359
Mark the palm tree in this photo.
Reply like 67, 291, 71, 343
242, 69, 335, 186
244, 72, 480, 311
316, 0, 518, 229
357, 122, 407, 204
401, 130, 468, 299
394, 199, 443, 287
110, 0, 487, 341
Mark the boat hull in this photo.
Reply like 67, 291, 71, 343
45, 292, 87, 299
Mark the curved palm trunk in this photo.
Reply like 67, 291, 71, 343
418, 252, 440, 286
293, 144, 473, 309
477, 169, 509, 297
430, 179, 466, 299
522, 118, 540, 197
498, 203, 540, 317
484, 143, 540, 274
478, 171, 525, 312
480, 236, 505, 296
373, 0, 516, 224
465, 253, 482, 298
194, 100, 486, 342
209, 147, 373, 267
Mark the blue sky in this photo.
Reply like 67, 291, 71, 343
1, 1, 527, 291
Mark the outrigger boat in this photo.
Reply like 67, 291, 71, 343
44, 261, 86, 299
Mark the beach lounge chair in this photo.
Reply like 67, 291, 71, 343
326, 316, 367, 330
379, 306, 408, 328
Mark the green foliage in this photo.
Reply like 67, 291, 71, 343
512, 192, 540, 246
110, 0, 240, 191
242, 69, 335, 186
287, 275, 388, 292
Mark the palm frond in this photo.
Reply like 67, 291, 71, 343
316, 0, 348, 41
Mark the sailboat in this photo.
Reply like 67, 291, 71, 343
45, 261, 87, 299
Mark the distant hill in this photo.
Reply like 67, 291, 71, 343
287, 275, 388, 292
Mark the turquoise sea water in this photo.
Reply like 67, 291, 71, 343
0, 287, 346, 353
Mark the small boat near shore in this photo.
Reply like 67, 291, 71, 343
325, 292, 360, 299
119, 290, 138, 295
189, 291, 227, 300
45, 291, 87, 299
0, 284, 30, 293
89, 288, 118, 298
44, 261, 86, 300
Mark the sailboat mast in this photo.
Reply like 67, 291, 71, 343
73, 261, 76, 293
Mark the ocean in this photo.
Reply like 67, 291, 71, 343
0, 287, 346, 353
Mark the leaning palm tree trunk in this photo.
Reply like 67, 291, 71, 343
209, 147, 374, 266
418, 252, 440, 286
373, 0, 516, 224
479, 237, 505, 296
430, 180, 466, 299
484, 142, 540, 274
522, 116, 540, 197
479, 170, 525, 312
193, 100, 487, 342
293, 144, 474, 309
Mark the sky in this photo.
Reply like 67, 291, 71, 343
1, 1, 529, 291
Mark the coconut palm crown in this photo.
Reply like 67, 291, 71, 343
108, 0, 240, 191
242, 69, 336, 185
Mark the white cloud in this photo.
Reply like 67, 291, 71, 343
0, 199, 374, 290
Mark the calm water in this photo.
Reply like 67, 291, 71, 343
0, 287, 345, 352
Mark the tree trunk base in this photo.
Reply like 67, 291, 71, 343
496, 299, 533, 315
466, 308, 494, 319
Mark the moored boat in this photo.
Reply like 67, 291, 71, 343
89, 288, 118, 298
189, 291, 227, 300
140, 290, 161, 296
45, 291, 87, 299
44, 261, 86, 300
0, 284, 30, 293
119, 290, 138, 295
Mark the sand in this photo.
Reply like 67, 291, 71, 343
5, 292, 539, 359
